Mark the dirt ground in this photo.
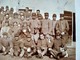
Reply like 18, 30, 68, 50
0, 48, 75, 60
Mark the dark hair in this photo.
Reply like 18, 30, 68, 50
37, 10, 40, 12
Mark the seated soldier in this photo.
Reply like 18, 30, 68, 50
20, 33, 36, 58
11, 34, 21, 57
0, 32, 12, 55
53, 30, 68, 59
36, 33, 47, 58
45, 34, 58, 59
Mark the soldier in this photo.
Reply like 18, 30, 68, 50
12, 21, 21, 37
37, 33, 47, 58
28, 9, 32, 19
2, 13, 9, 27
0, 8, 4, 27
52, 14, 57, 37
20, 33, 36, 58
29, 12, 41, 44
9, 7, 14, 19
5, 6, 9, 14
12, 12, 21, 24
1, 6, 5, 15
36, 10, 40, 18
19, 12, 25, 25
37, 14, 43, 33
11, 34, 21, 57
25, 7, 29, 19
56, 14, 69, 46
41, 12, 50, 35
0, 32, 12, 55
1, 21, 11, 38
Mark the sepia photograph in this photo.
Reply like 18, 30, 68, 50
0, 0, 76, 60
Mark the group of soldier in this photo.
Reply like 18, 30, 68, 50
0, 6, 69, 59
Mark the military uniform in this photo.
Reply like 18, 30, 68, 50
0, 32, 12, 55
29, 13, 40, 44
56, 14, 69, 46
41, 13, 50, 35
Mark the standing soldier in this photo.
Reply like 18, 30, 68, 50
52, 14, 57, 37
1, 6, 5, 16
2, 13, 9, 27
56, 14, 69, 46
30, 12, 41, 44
9, 8, 14, 19
1, 21, 11, 38
5, 6, 9, 14
37, 14, 43, 33
36, 10, 40, 18
28, 9, 32, 19
25, 7, 29, 19
41, 12, 50, 36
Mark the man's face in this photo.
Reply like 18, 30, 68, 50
45, 15, 49, 19
60, 17, 64, 20
53, 17, 56, 20
32, 16, 36, 20
36, 11, 40, 14
28, 11, 32, 13
26, 8, 29, 11
38, 16, 41, 20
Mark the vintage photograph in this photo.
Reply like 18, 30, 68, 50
0, 0, 75, 60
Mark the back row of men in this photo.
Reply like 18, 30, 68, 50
0, 6, 69, 59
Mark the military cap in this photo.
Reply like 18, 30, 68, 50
38, 14, 42, 17
14, 12, 18, 15
6, 6, 9, 8
53, 14, 57, 17
44, 12, 49, 16
36, 10, 40, 12
32, 12, 36, 16
60, 14, 64, 17
10, 8, 14, 11
1, 6, 4, 9
29, 9, 32, 11
26, 7, 29, 9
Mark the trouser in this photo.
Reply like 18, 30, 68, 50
61, 33, 68, 46
54, 40, 62, 52
1, 40, 12, 54
48, 48, 59, 57
13, 46, 20, 56
37, 47, 47, 56
31, 33, 39, 43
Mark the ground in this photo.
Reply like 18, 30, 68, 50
0, 48, 75, 60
